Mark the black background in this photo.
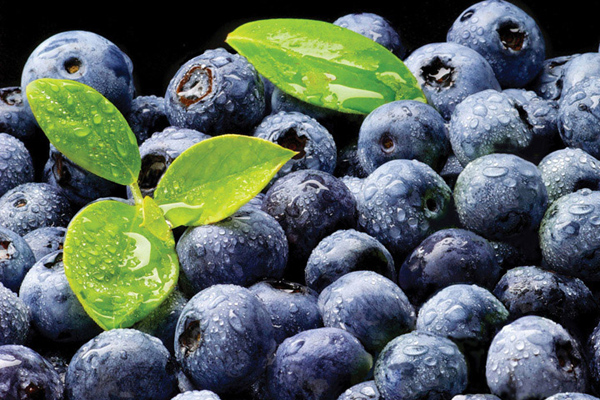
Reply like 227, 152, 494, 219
0, 0, 598, 98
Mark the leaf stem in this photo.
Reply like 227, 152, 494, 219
129, 181, 144, 205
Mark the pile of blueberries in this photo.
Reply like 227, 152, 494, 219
3, 0, 600, 399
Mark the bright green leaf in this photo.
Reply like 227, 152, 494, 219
140, 196, 172, 242
63, 199, 179, 330
226, 18, 426, 115
153, 134, 296, 228
25, 78, 141, 186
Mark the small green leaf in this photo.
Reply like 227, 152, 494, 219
140, 196, 172, 242
25, 78, 141, 186
153, 134, 296, 228
226, 18, 426, 115
63, 199, 179, 330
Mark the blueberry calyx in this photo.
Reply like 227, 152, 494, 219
20, 382, 45, 400
179, 319, 202, 357
138, 154, 169, 196
498, 21, 526, 51
0, 240, 14, 260
276, 128, 307, 160
0, 86, 22, 106
379, 132, 395, 154
176, 64, 213, 107
64, 57, 83, 75
265, 279, 306, 294
421, 57, 455, 90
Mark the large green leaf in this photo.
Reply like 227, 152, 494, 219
226, 18, 426, 115
26, 78, 141, 186
63, 198, 179, 330
153, 134, 296, 228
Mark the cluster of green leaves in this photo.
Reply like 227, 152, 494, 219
24, 18, 424, 331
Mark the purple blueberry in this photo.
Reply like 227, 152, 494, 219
0, 282, 31, 345
0, 132, 35, 198
0, 226, 36, 292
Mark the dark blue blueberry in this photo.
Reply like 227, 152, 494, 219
164, 48, 266, 136
416, 284, 509, 392
174, 284, 276, 395
249, 279, 322, 344
486, 315, 588, 400
44, 143, 124, 210
544, 394, 600, 400
398, 228, 502, 307
22, 226, 66, 262
0, 344, 64, 400
0, 282, 31, 345
404, 41, 501, 120
539, 189, 600, 284
171, 391, 222, 400
333, 12, 406, 58
18, 250, 101, 343
446, 0, 546, 88
453, 153, 548, 241
125, 95, 170, 145
530, 54, 581, 101
65, 328, 178, 400
560, 53, 600, 97
135, 126, 211, 199
357, 100, 450, 174
175, 206, 288, 295
452, 395, 502, 400
305, 228, 396, 293
0, 182, 74, 236
337, 380, 381, 400
0, 132, 34, 198
557, 77, 600, 159
0, 226, 36, 292
21, 30, 135, 114
354, 159, 452, 263
493, 265, 599, 340
586, 321, 600, 395
133, 288, 188, 354
253, 111, 337, 184
448, 89, 541, 166
0, 86, 40, 143
261, 169, 357, 272
244, 192, 265, 210
538, 148, 600, 205
318, 270, 416, 355
264, 327, 372, 400
374, 330, 468, 400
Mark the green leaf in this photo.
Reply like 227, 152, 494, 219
63, 199, 179, 330
153, 134, 296, 228
25, 78, 141, 186
226, 18, 426, 115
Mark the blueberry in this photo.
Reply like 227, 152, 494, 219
21, 30, 135, 114
586, 321, 600, 395
357, 100, 450, 174
0, 226, 36, 292
174, 284, 276, 395
261, 169, 357, 272
125, 95, 170, 145
0, 132, 35, 198
337, 380, 381, 400
0, 282, 31, 345
164, 47, 265, 136
44, 143, 124, 210
0, 182, 73, 236
404, 41, 501, 120
22, 226, 66, 262
65, 328, 178, 400
175, 206, 288, 295
416, 284, 509, 392
557, 77, 600, 159
398, 228, 502, 307
333, 12, 406, 58
560, 52, 600, 97
318, 270, 416, 355
448, 89, 540, 166
544, 394, 600, 400
486, 315, 588, 400
373, 330, 468, 400
0, 344, 64, 400
0, 86, 40, 143
539, 189, 600, 284
252, 111, 337, 183
18, 250, 102, 343
354, 159, 452, 263
453, 153, 548, 241
132, 288, 188, 354
249, 279, 322, 344
135, 126, 211, 198
305, 228, 396, 293
170, 391, 222, 400
492, 265, 599, 340
530, 54, 581, 101
264, 327, 373, 400
446, 0, 546, 88
452, 395, 502, 400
